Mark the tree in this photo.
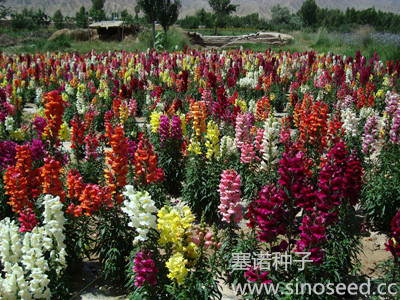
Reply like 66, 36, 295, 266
134, 5, 140, 19
53, 9, 64, 29
0, 0, 10, 19
271, 5, 291, 26
138, 0, 181, 49
299, 0, 318, 27
92, 0, 105, 12
157, 0, 181, 37
208, 0, 238, 34
76, 6, 88, 28
90, 0, 106, 21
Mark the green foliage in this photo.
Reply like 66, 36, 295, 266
182, 156, 222, 223
0, 0, 9, 19
363, 145, 400, 230
75, 6, 88, 28
53, 10, 65, 30
92, 0, 106, 12
157, 0, 181, 35
299, 0, 318, 27
11, 8, 50, 30
208, 0, 238, 34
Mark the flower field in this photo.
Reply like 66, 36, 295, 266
0, 47, 399, 299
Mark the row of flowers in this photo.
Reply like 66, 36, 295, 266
0, 47, 399, 298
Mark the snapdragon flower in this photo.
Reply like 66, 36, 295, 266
121, 186, 157, 244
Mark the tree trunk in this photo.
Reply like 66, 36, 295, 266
152, 21, 156, 49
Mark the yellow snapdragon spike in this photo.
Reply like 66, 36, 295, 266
205, 120, 220, 159
59, 123, 70, 141
166, 252, 188, 285
150, 111, 162, 133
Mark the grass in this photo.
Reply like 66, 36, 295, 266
1, 26, 400, 64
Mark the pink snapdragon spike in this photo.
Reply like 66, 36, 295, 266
390, 108, 400, 145
170, 115, 182, 140
234, 113, 254, 149
362, 115, 379, 156
240, 142, 256, 164
218, 169, 243, 223
133, 250, 158, 287
18, 208, 38, 232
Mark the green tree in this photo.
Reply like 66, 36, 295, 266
157, 0, 181, 39
0, 0, 10, 19
138, 0, 181, 48
92, 0, 105, 12
271, 5, 291, 26
90, 0, 106, 21
76, 6, 88, 28
134, 5, 140, 19
208, 0, 238, 34
53, 9, 64, 29
299, 0, 318, 27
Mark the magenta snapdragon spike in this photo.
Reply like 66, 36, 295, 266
127, 140, 138, 163
170, 115, 182, 140
362, 115, 379, 156
386, 211, 400, 264
84, 131, 99, 161
18, 208, 38, 232
245, 266, 272, 284
30, 138, 46, 161
33, 116, 47, 138
0, 140, 17, 170
218, 169, 243, 223
158, 114, 170, 146
251, 184, 287, 244
133, 250, 158, 287
295, 213, 327, 264
316, 142, 363, 225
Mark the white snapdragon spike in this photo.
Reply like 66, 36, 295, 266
341, 108, 358, 138
22, 228, 51, 299
359, 106, 375, 121
0, 218, 22, 272
42, 195, 67, 275
261, 114, 281, 170
5, 115, 14, 131
122, 186, 158, 245
220, 135, 237, 157
35, 87, 43, 104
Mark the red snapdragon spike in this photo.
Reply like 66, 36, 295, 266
18, 208, 37, 232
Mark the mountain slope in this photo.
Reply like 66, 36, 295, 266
4, 0, 400, 19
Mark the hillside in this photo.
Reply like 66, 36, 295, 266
4, 0, 400, 19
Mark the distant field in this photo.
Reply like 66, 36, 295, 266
1, 26, 400, 64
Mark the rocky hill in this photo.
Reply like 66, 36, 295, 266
4, 0, 400, 19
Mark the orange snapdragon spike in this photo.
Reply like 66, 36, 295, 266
43, 90, 65, 147
134, 139, 164, 185
189, 100, 207, 137
297, 100, 329, 153
105, 122, 129, 205
40, 156, 65, 203
66, 169, 112, 217
255, 96, 271, 121
4, 144, 40, 213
